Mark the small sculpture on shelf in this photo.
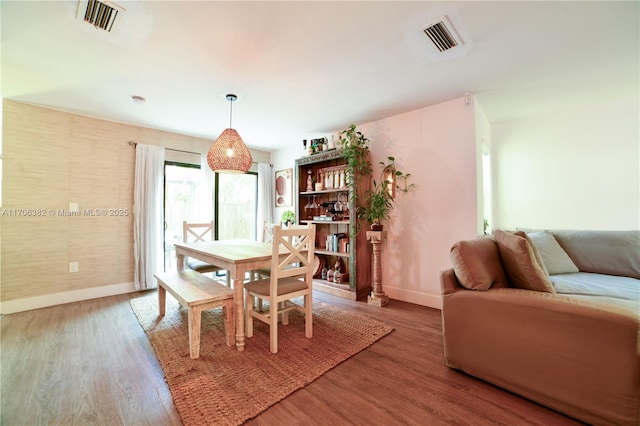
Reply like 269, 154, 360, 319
334, 259, 343, 274
306, 170, 313, 191
325, 170, 333, 189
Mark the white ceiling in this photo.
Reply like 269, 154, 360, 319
2, 1, 638, 151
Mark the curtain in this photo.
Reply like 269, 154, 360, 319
133, 144, 165, 290
256, 162, 274, 240
198, 154, 215, 222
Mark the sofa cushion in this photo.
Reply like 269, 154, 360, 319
450, 237, 509, 290
494, 230, 555, 293
552, 230, 640, 279
550, 272, 640, 305
516, 231, 549, 276
526, 230, 579, 275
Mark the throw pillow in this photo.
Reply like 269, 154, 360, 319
494, 230, 555, 293
515, 231, 549, 276
526, 230, 579, 275
450, 237, 509, 290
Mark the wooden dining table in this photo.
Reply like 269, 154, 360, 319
174, 240, 274, 351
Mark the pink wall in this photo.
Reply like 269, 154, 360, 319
358, 97, 477, 309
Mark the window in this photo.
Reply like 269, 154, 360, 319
162, 158, 258, 270
163, 162, 203, 270
481, 142, 492, 235
216, 172, 257, 240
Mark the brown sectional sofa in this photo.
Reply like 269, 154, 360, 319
440, 229, 640, 426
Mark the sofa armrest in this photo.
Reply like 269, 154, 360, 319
440, 268, 461, 296
442, 288, 640, 426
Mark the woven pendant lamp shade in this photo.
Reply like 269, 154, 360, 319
207, 93, 253, 174
207, 128, 253, 174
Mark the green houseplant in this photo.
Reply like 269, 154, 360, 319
340, 124, 373, 181
340, 124, 373, 236
340, 124, 414, 233
359, 157, 415, 231
281, 210, 295, 226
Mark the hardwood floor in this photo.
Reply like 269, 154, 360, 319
1, 290, 582, 425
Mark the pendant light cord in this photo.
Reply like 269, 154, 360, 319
227, 94, 236, 129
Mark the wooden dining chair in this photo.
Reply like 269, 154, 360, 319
250, 221, 275, 281
244, 224, 316, 353
182, 221, 230, 286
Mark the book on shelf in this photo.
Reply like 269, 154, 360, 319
332, 233, 347, 252
339, 237, 349, 253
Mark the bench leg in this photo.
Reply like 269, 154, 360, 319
158, 285, 166, 317
223, 299, 235, 347
188, 306, 203, 359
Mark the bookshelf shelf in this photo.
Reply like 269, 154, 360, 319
295, 149, 372, 300
315, 249, 350, 258
300, 189, 349, 196
300, 220, 350, 225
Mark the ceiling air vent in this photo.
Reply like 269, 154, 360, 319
422, 15, 463, 52
77, 0, 125, 32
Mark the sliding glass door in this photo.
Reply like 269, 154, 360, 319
163, 160, 258, 271
163, 162, 203, 270
217, 172, 257, 241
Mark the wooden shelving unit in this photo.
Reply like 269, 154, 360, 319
295, 149, 371, 300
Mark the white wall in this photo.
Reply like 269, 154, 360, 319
492, 94, 640, 230
271, 145, 306, 224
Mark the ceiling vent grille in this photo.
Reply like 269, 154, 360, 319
78, 0, 125, 32
422, 15, 463, 52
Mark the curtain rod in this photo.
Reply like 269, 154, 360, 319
128, 140, 198, 156
128, 140, 268, 166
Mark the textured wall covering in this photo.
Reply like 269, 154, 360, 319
1, 100, 270, 310
2, 101, 136, 302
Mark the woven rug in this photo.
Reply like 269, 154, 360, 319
129, 293, 393, 425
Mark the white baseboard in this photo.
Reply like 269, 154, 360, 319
0, 282, 139, 314
0, 282, 441, 314
384, 286, 443, 310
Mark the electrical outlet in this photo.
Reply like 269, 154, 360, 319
69, 262, 79, 273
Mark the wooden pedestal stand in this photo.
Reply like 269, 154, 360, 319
366, 230, 389, 307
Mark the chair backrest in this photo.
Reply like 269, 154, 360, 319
270, 224, 316, 282
262, 221, 276, 243
183, 221, 214, 243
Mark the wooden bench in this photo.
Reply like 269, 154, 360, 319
154, 270, 234, 359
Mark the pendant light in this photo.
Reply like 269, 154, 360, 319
207, 93, 253, 174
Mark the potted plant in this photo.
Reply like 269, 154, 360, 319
340, 124, 372, 181
340, 124, 373, 206
340, 124, 373, 236
281, 210, 296, 226
358, 157, 415, 231
340, 125, 414, 233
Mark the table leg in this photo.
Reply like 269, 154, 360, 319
233, 273, 245, 351
223, 300, 234, 347
158, 285, 166, 316
176, 251, 185, 271
188, 305, 202, 359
